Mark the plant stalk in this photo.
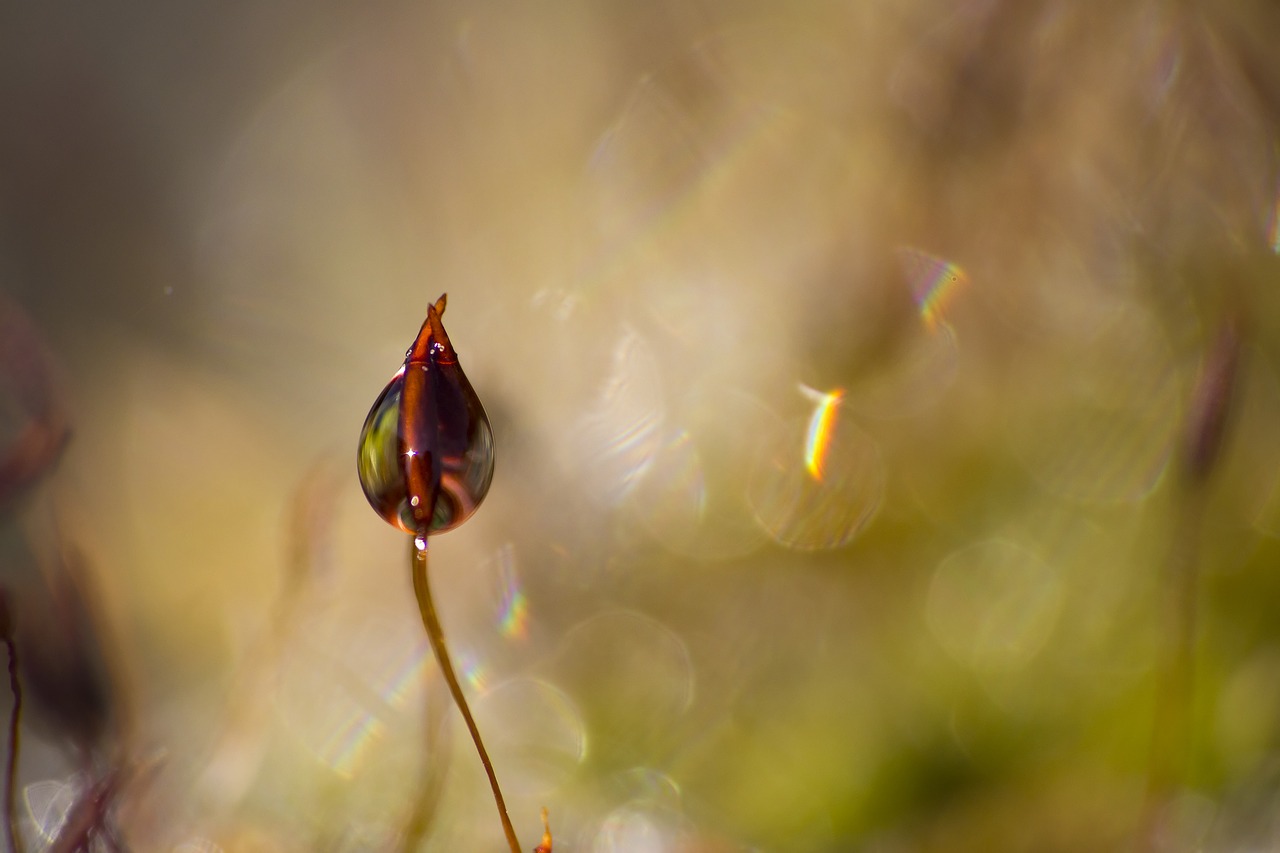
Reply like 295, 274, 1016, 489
410, 540, 521, 853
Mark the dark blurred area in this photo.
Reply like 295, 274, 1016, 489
4, 1, 1280, 850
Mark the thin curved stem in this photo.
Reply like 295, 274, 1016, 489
410, 540, 521, 853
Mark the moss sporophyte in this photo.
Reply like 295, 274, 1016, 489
358, 294, 550, 853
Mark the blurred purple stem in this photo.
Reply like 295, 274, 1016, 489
1141, 320, 1243, 851
0, 590, 24, 853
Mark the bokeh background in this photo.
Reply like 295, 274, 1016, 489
3, 1, 1280, 850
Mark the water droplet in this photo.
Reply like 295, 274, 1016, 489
357, 297, 495, 535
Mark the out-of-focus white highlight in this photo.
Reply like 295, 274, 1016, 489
24, 776, 82, 845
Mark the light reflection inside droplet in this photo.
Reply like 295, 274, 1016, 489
24, 775, 82, 844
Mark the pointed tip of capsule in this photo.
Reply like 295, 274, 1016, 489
407, 294, 456, 364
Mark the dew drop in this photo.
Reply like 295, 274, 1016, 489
356, 297, 495, 535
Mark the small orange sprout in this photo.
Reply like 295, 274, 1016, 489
534, 807, 553, 853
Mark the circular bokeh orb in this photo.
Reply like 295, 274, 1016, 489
1007, 305, 1180, 506
472, 677, 587, 795
926, 538, 1063, 673
553, 610, 695, 741
628, 389, 778, 560
747, 392, 885, 550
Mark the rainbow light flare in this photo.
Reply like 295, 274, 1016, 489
499, 589, 528, 640
897, 247, 969, 332
461, 651, 488, 693
317, 642, 430, 778
321, 713, 387, 780
383, 642, 432, 709
802, 386, 845, 481
495, 544, 529, 640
